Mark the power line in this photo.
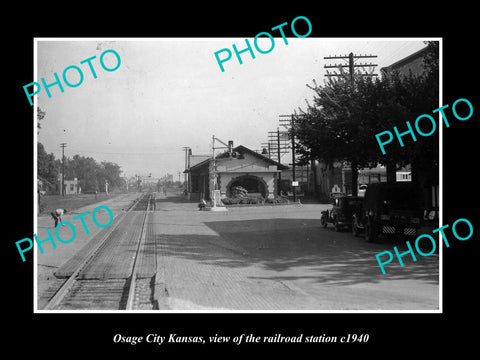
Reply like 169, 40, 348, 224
53, 148, 182, 156
324, 52, 378, 82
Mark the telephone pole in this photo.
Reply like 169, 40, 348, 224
324, 52, 377, 196
263, 128, 289, 196
324, 52, 378, 84
264, 128, 289, 163
60, 143, 67, 196
279, 115, 304, 202
182, 146, 191, 191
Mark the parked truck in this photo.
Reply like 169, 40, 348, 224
352, 182, 424, 242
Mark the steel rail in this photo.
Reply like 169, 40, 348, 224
125, 195, 151, 310
43, 193, 148, 310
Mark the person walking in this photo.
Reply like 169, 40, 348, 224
51, 208, 67, 227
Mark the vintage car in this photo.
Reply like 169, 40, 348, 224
352, 182, 424, 242
320, 195, 364, 232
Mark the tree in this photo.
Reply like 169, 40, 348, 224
62, 155, 124, 192
98, 161, 123, 190
294, 42, 439, 195
294, 75, 384, 196
37, 107, 46, 134
37, 142, 59, 192
377, 41, 439, 184
405, 41, 439, 186
365, 73, 415, 181
66, 155, 100, 192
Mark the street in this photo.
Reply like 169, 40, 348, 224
36, 191, 439, 311
152, 193, 439, 311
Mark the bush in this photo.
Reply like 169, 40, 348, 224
221, 197, 239, 205
248, 196, 265, 204
265, 196, 289, 204
221, 195, 265, 205
230, 186, 248, 198
277, 196, 290, 204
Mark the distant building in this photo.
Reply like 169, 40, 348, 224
142, 176, 160, 186
185, 143, 288, 201
310, 162, 413, 200
189, 155, 210, 168
280, 165, 310, 195
380, 46, 429, 78
396, 171, 412, 182
58, 175, 80, 195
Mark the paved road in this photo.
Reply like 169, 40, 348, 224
152, 194, 439, 311
36, 192, 439, 311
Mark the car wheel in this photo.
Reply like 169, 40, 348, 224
320, 215, 327, 228
365, 220, 376, 243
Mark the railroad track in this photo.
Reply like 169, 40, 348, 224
43, 193, 157, 310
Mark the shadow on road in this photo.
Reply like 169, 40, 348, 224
155, 218, 439, 287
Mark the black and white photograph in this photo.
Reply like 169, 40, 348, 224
7, 6, 478, 355
34, 38, 440, 312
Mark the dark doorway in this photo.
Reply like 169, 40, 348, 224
227, 175, 267, 198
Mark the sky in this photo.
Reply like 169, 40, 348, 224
35, 38, 429, 180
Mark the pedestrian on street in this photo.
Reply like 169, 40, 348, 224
51, 208, 67, 228
198, 198, 206, 211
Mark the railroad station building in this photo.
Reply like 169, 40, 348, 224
185, 144, 288, 201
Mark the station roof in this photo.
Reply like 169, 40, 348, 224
185, 145, 289, 173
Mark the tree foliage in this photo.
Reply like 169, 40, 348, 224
38, 142, 59, 192
36, 106, 126, 193
293, 41, 439, 190
38, 148, 124, 193
60, 155, 124, 192
37, 107, 46, 133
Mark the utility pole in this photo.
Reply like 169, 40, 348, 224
264, 128, 289, 163
277, 128, 282, 195
264, 128, 289, 196
324, 52, 378, 83
279, 115, 301, 202
182, 146, 190, 192
324, 53, 377, 196
60, 143, 67, 196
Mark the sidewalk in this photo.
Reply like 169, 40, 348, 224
153, 201, 326, 310
152, 193, 439, 311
